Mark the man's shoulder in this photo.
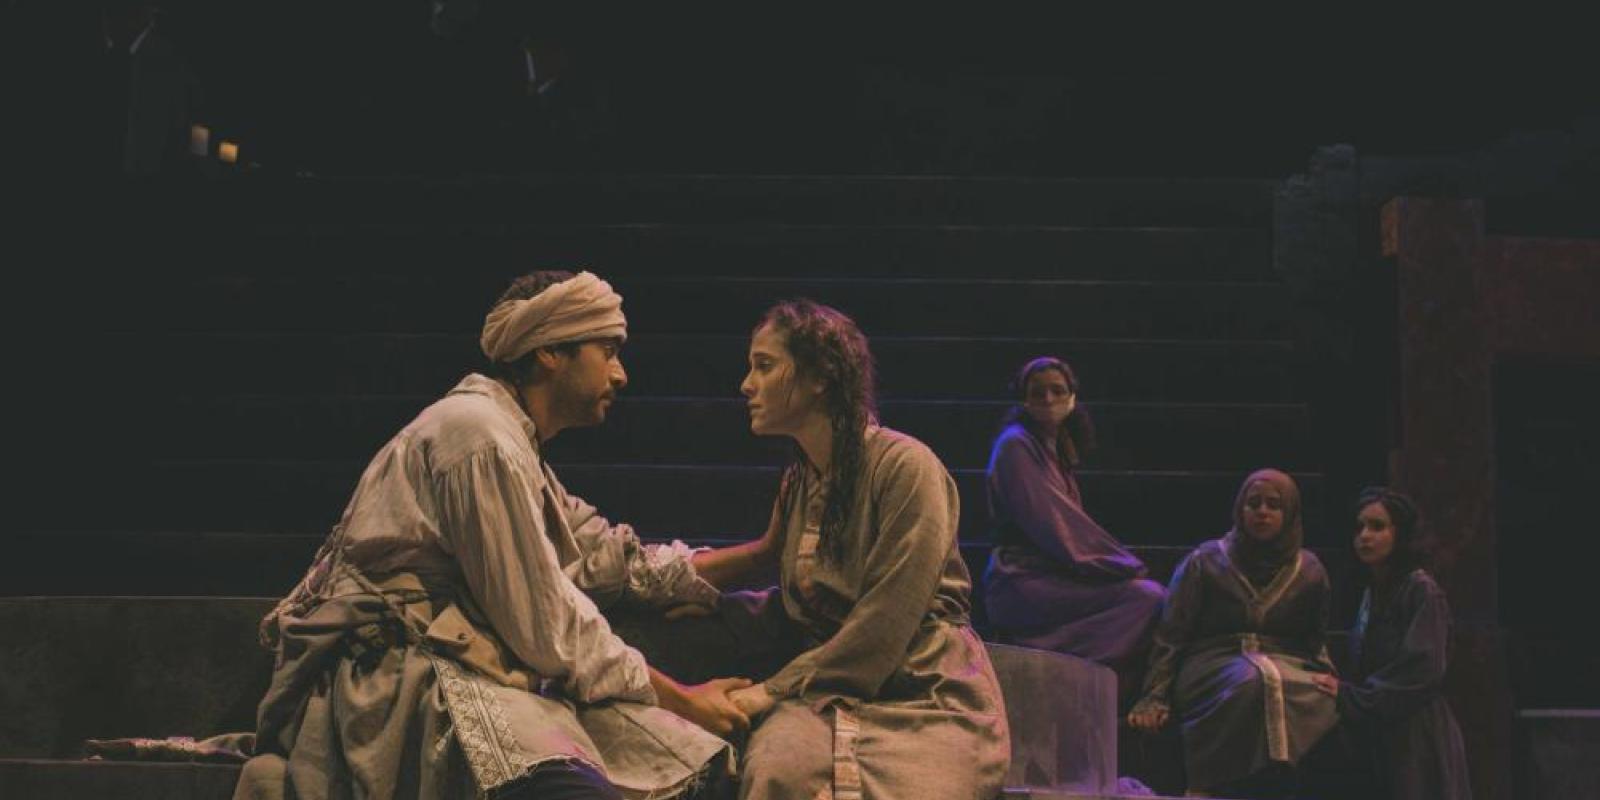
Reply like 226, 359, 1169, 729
414, 390, 498, 431
411, 392, 533, 468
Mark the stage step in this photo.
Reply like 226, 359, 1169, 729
0, 759, 244, 800
130, 395, 1314, 473
0, 597, 273, 759
1516, 709, 1600, 800
111, 274, 1292, 342
216, 222, 1274, 281
0, 759, 1204, 800
102, 174, 1276, 228
1, 534, 1357, 627
1000, 790, 1194, 800
1, 596, 1132, 797
87, 332, 1300, 403
11, 460, 1327, 548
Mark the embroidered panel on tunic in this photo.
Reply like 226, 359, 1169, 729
1224, 552, 1304, 762
430, 655, 540, 791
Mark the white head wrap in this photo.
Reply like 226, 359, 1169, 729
480, 271, 627, 362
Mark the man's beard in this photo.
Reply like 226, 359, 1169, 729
555, 383, 610, 427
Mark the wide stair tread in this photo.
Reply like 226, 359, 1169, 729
11, 460, 1326, 544
130, 394, 1315, 472
104, 174, 1277, 227
4, 531, 1354, 609
108, 274, 1293, 341
87, 332, 1299, 402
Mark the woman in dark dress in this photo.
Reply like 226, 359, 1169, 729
1127, 468, 1338, 797
983, 356, 1164, 665
1311, 488, 1472, 800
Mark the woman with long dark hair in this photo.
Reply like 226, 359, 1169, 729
1308, 488, 1472, 800
983, 356, 1164, 665
710, 299, 1010, 800
1127, 469, 1338, 797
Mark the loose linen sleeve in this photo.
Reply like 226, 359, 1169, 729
435, 447, 655, 705
560, 489, 721, 608
989, 432, 1143, 580
1339, 578, 1452, 723
763, 444, 957, 700
1132, 548, 1205, 714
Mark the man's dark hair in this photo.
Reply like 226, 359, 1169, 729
484, 270, 582, 386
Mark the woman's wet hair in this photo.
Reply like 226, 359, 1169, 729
759, 299, 878, 564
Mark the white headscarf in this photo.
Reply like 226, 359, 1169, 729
479, 271, 627, 362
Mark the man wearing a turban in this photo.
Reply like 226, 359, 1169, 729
237, 270, 759, 800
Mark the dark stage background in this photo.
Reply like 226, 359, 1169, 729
4, 5, 1597, 798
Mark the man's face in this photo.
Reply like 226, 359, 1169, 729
549, 338, 627, 428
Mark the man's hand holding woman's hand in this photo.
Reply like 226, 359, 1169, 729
655, 673, 754, 738
727, 684, 777, 720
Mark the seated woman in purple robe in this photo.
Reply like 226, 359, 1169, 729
982, 356, 1165, 666
1128, 469, 1339, 797
1307, 488, 1472, 800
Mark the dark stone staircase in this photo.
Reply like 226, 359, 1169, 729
15, 173, 1333, 590
8, 173, 1337, 798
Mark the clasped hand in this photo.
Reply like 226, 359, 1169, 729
667, 677, 756, 738
1126, 702, 1170, 733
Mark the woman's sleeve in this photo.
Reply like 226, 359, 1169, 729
989, 433, 1142, 579
1132, 549, 1204, 713
1338, 578, 1452, 723
763, 444, 957, 700
560, 488, 721, 609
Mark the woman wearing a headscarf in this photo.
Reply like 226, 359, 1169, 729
1305, 488, 1472, 800
1127, 469, 1338, 797
983, 356, 1164, 666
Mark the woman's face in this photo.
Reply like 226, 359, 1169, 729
741, 323, 822, 437
1240, 481, 1287, 542
1354, 501, 1397, 568
1024, 368, 1076, 428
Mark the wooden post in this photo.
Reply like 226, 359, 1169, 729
1384, 196, 1512, 800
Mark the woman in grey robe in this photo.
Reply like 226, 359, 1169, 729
710, 299, 1010, 800
983, 356, 1165, 666
1127, 469, 1338, 797
1313, 488, 1472, 800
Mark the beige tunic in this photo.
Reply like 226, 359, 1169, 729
239, 374, 730, 800
743, 426, 1010, 800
